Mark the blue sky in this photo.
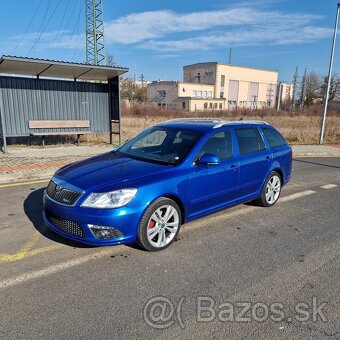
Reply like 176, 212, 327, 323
0, 0, 339, 83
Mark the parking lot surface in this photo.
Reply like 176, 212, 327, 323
0, 157, 339, 339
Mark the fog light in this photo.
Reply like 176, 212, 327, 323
88, 225, 124, 240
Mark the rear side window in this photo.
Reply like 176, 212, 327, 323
197, 130, 233, 160
262, 128, 287, 148
236, 128, 265, 155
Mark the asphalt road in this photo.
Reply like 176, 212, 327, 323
0, 157, 339, 340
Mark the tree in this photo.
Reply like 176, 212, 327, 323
320, 74, 340, 102
303, 72, 322, 105
120, 78, 147, 102
106, 54, 116, 67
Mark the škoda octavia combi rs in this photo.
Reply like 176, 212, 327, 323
43, 119, 292, 251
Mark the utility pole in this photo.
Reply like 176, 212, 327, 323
277, 82, 282, 111
300, 67, 307, 107
320, 2, 340, 144
291, 66, 299, 110
86, 0, 106, 65
228, 48, 232, 64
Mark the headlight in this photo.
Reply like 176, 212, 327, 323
81, 189, 137, 209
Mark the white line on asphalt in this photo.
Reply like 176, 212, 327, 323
279, 190, 317, 203
320, 184, 338, 189
0, 188, 319, 290
0, 248, 123, 290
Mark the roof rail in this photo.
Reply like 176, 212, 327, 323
213, 120, 270, 128
165, 117, 224, 123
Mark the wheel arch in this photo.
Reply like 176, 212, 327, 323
271, 168, 284, 183
162, 194, 186, 223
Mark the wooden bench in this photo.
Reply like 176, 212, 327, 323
28, 120, 91, 146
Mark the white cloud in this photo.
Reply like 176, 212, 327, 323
143, 25, 332, 52
3, 5, 332, 56
103, 8, 327, 45
102, 7, 331, 51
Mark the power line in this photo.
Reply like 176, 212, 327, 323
29, 0, 52, 55
49, 0, 72, 59
60, 0, 82, 61
13, 0, 45, 54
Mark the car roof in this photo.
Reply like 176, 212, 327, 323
157, 118, 271, 132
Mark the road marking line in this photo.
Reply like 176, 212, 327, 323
0, 188, 320, 288
279, 190, 317, 203
0, 248, 119, 290
0, 179, 49, 189
0, 233, 62, 263
320, 184, 338, 189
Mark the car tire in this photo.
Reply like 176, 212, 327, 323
256, 171, 282, 207
137, 197, 182, 251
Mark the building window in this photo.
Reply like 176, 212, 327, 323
219, 103, 223, 109
197, 91, 202, 98
204, 102, 208, 109
192, 90, 197, 98
209, 103, 213, 109
202, 91, 207, 98
220, 92, 224, 98
221, 75, 225, 87
157, 90, 166, 99
207, 91, 212, 99
214, 103, 218, 109
182, 102, 186, 109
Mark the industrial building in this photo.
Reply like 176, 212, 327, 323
147, 62, 279, 111
278, 82, 294, 103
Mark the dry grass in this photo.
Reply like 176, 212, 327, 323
121, 103, 340, 144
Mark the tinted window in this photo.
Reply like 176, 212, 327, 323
262, 128, 287, 148
197, 131, 232, 160
236, 128, 265, 155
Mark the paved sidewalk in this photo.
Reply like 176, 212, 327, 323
0, 144, 340, 184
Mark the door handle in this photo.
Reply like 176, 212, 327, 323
266, 156, 271, 162
231, 164, 238, 170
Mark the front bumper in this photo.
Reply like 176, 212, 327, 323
43, 191, 145, 246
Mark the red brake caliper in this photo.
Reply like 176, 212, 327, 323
148, 219, 156, 229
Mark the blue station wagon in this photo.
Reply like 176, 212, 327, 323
43, 119, 292, 251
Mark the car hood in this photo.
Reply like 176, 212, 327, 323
54, 152, 170, 192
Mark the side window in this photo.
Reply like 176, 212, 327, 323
262, 128, 287, 148
236, 128, 265, 155
197, 131, 232, 160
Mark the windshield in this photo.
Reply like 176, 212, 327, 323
116, 127, 202, 165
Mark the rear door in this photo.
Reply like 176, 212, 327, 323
234, 127, 272, 198
188, 129, 239, 217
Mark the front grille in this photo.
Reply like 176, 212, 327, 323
46, 211, 85, 238
46, 180, 82, 206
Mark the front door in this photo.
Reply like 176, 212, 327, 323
188, 130, 239, 218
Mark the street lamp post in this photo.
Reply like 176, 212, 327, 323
319, 2, 340, 144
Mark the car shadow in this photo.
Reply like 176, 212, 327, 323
293, 158, 340, 169
23, 188, 94, 248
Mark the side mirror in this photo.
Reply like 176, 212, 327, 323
198, 153, 220, 166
